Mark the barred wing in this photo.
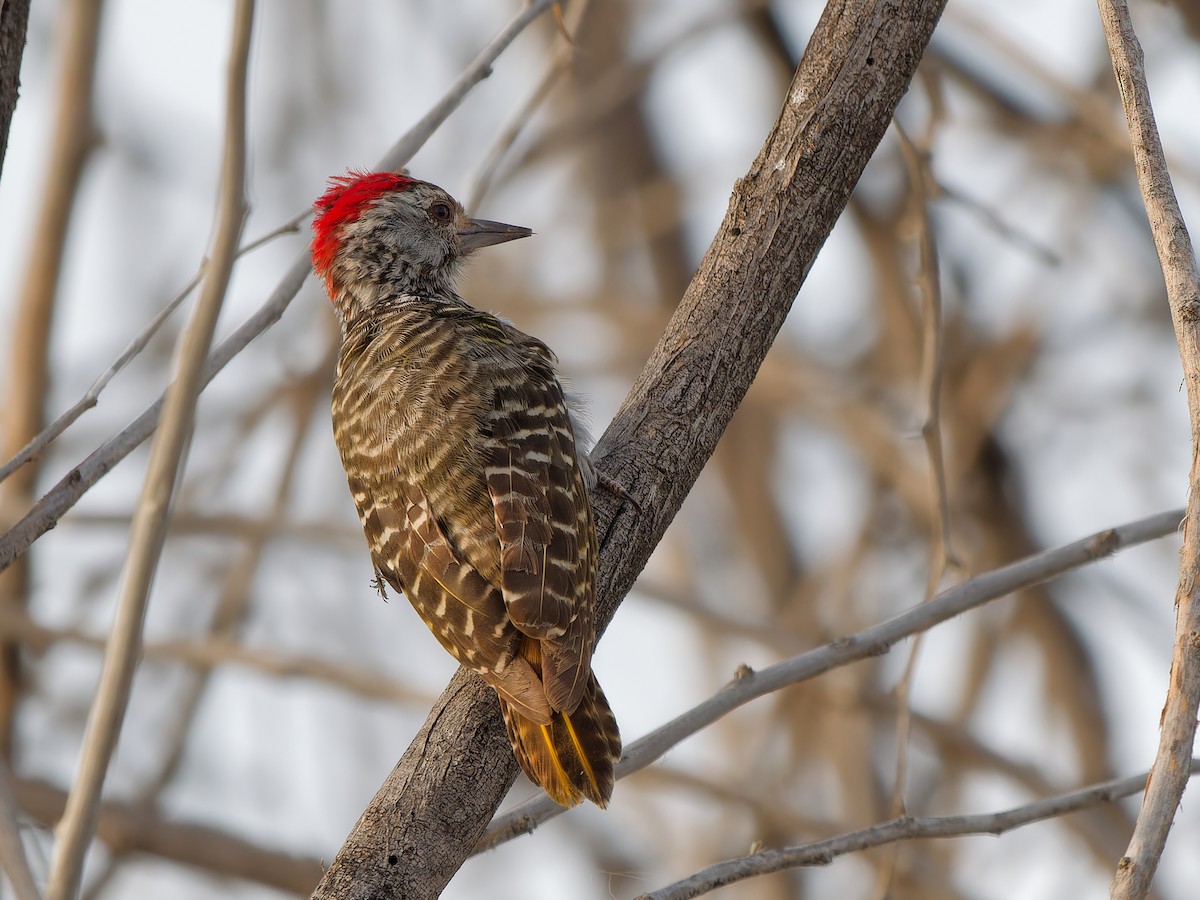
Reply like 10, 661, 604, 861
485, 376, 596, 714
349, 474, 553, 724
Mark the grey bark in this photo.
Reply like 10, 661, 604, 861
0, 0, 32, 182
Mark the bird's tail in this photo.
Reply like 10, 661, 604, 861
498, 672, 621, 808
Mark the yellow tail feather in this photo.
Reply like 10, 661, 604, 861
499, 673, 620, 807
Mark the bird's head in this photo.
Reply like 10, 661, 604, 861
311, 171, 531, 323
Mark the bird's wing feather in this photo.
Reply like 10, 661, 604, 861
350, 474, 552, 723
484, 364, 595, 712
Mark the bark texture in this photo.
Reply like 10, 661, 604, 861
1098, 0, 1200, 896
0, 0, 31, 181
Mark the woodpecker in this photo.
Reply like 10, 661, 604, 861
311, 171, 620, 807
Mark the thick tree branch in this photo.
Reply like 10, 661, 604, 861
1097, 2, 1200, 898
308, 1, 950, 897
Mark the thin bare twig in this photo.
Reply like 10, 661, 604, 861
898, 117, 954, 574
637, 761, 1200, 900
0, 216, 303, 489
0, 267, 204, 488
42, 4, 255, 897
890, 700, 1137, 868
937, 183, 1061, 265
75, 352, 334, 893
490, 0, 770, 188
873, 114, 951, 898
1097, 1, 1200, 897
0, 0, 560, 578
464, 0, 589, 210
376, 0, 558, 176
476, 507, 1183, 852
464, 57, 567, 213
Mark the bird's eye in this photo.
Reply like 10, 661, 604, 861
430, 203, 453, 223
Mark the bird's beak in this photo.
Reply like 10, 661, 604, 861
458, 217, 533, 252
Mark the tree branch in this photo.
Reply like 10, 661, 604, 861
0, 216, 301, 489
477, 506, 1184, 852
309, 1, 950, 897
0, 266, 205, 488
638, 761, 1200, 900
43, 3, 254, 896
0, 601, 428, 706
1096, 2, 1200, 897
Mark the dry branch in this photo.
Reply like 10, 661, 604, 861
0, 602, 426, 705
464, 0, 591, 210
1096, 1, 1200, 897
478, 506, 1184, 851
308, 1, 950, 897
42, 3, 255, 896
0, 216, 302, 489
638, 761, 1200, 900
881, 119, 951, 895
0, 268, 204, 487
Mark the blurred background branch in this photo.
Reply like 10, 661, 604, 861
0, 0, 102, 766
